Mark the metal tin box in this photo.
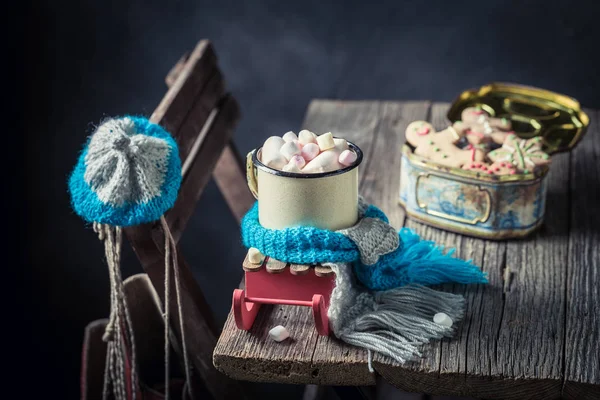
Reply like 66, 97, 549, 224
399, 83, 589, 239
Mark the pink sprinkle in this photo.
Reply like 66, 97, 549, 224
301, 143, 320, 161
338, 149, 358, 166
473, 110, 485, 115
482, 166, 488, 171
417, 126, 430, 136
474, 162, 481, 168
510, 170, 517, 175
494, 167, 500, 171
487, 170, 494, 174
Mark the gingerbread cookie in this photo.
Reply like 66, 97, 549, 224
453, 107, 513, 146
462, 160, 518, 176
488, 134, 550, 173
406, 121, 485, 168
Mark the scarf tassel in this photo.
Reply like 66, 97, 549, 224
353, 228, 488, 291
336, 285, 465, 367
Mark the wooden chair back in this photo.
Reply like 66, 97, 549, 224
121, 40, 254, 399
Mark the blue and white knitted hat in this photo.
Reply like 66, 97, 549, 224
69, 116, 182, 227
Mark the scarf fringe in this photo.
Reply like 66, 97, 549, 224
354, 228, 488, 290
337, 285, 465, 365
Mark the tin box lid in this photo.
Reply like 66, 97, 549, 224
446, 82, 590, 155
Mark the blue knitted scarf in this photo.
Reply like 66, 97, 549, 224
241, 202, 487, 291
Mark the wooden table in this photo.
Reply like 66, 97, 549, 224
213, 100, 599, 400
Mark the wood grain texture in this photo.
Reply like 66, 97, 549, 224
214, 100, 599, 399
213, 141, 255, 223
165, 95, 241, 242
265, 258, 287, 274
563, 109, 600, 400
150, 40, 217, 135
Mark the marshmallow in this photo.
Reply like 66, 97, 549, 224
247, 247, 264, 264
301, 143, 320, 161
262, 152, 287, 169
334, 138, 349, 152
268, 325, 290, 342
282, 131, 298, 143
433, 312, 453, 328
280, 141, 302, 161
303, 150, 343, 173
289, 154, 306, 169
298, 130, 317, 145
282, 162, 302, 173
263, 136, 285, 153
316, 132, 335, 151
261, 136, 286, 166
338, 150, 357, 167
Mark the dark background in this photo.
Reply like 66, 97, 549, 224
19, 0, 599, 398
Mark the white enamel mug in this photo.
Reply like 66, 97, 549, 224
246, 141, 363, 230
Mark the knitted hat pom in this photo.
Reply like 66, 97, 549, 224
69, 116, 181, 226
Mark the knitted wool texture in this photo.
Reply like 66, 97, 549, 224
326, 262, 467, 365
69, 116, 181, 226
241, 200, 487, 291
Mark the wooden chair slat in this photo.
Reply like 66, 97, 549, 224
120, 40, 251, 400
150, 40, 217, 134
213, 141, 255, 223
175, 68, 226, 163
165, 94, 241, 242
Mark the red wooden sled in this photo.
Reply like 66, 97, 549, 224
233, 256, 335, 336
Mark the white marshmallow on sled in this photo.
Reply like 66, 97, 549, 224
317, 132, 335, 151
282, 131, 298, 143
280, 141, 302, 161
338, 149, 357, 167
298, 129, 318, 145
301, 143, 320, 161
269, 325, 290, 342
247, 247, 264, 264
303, 150, 343, 173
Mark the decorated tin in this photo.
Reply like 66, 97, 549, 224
399, 83, 589, 239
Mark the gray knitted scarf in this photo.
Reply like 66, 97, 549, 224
327, 198, 466, 369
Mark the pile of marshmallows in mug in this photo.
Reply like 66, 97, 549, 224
260, 130, 357, 173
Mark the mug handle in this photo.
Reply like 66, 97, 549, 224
246, 150, 259, 199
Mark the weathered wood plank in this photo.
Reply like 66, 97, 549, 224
165, 95, 241, 242
309, 101, 381, 386
213, 304, 320, 383
150, 40, 217, 135
563, 108, 600, 400
214, 100, 599, 399
377, 103, 489, 395
483, 131, 570, 400
213, 141, 255, 223
376, 102, 571, 400
360, 101, 431, 228
123, 42, 247, 399
125, 222, 243, 399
